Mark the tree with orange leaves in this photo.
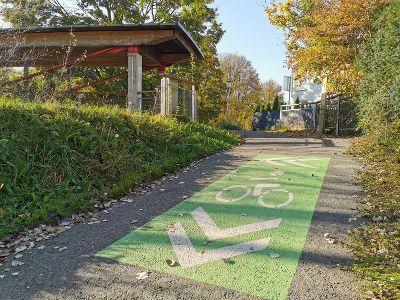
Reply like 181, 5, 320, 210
266, 0, 388, 94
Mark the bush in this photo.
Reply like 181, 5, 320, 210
0, 99, 240, 240
356, 1, 400, 132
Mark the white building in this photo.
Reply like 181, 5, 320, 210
284, 76, 323, 104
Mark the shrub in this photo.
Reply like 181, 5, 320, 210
0, 98, 240, 240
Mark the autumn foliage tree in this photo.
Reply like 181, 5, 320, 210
266, 0, 389, 94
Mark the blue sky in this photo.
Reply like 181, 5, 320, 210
214, 0, 288, 84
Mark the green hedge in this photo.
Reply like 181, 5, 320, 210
0, 99, 240, 240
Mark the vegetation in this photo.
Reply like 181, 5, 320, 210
266, 0, 388, 94
219, 53, 284, 129
0, 0, 227, 125
348, 119, 400, 299
0, 98, 240, 240
348, 2, 400, 298
268, 1, 399, 298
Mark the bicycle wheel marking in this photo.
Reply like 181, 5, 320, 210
97, 155, 330, 300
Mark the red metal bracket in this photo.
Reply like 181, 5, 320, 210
128, 46, 140, 54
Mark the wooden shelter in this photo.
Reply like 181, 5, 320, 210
0, 23, 203, 114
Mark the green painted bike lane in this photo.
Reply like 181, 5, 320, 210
97, 155, 330, 300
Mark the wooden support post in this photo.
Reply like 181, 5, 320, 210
127, 46, 142, 112
23, 61, 29, 101
191, 85, 197, 121
318, 77, 328, 135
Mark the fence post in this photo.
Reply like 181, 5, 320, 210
318, 77, 328, 135
335, 96, 340, 136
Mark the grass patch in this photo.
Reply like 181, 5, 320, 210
0, 99, 240, 241
348, 120, 400, 299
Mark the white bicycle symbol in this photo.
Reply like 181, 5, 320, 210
216, 183, 294, 209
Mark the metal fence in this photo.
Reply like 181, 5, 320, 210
324, 95, 357, 134
72, 85, 196, 121
272, 96, 357, 135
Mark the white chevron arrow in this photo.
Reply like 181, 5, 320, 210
191, 207, 281, 241
167, 223, 271, 268
167, 207, 281, 268
260, 157, 321, 168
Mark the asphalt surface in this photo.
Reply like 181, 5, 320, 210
0, 131, 362, 300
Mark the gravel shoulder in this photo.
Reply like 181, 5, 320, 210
0, 132, 361, 300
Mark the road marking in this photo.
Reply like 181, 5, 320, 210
168, 222, 272, 268
97, 155, 330, 300
191, 207, 281, 241
261, 157, 322, 168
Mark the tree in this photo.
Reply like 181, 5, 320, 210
0, 0, 226, 124
272, 95, 280, 111
219, 53, 261, 129
266, 0, 388, 94
259, 79, 284, 111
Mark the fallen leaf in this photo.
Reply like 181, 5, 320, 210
11, 260, 24, 267
59, 247, 67, 252
15, 246, 27, 253
11, 272, 19, 276
323, 233, 331, 239
166, 259, 176, 267
37, 245, 46, 250
223, 258, 233, 264
326, 238, 336, 244
136, 271, 150, 280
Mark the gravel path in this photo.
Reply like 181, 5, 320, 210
0, 132, 362, 300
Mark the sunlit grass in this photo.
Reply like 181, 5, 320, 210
0, 98, 240, 240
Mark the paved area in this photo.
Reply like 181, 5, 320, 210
0, 132, 362, 300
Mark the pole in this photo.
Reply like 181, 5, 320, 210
225, 87, 231, 125
318, 77, 328, 135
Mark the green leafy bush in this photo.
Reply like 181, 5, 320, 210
0, 99, 239, 240
356, 1, 400, 132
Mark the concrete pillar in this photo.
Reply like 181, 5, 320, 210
127, 47, 142, 112
160, 76, 168, 116
191, 85, 197, 121
168, 78, 179, 114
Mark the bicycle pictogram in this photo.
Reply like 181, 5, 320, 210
215, 171, 294, 208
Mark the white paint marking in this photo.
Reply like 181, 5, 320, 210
260, 157, 322, 168
252, 184, 280, 197
168, 223, 271, 268
192, 207, 281, 241
250, 178, 279, 181
270, 170, 285, 177
216, 185, 251, 203
258, 189, 294, 208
